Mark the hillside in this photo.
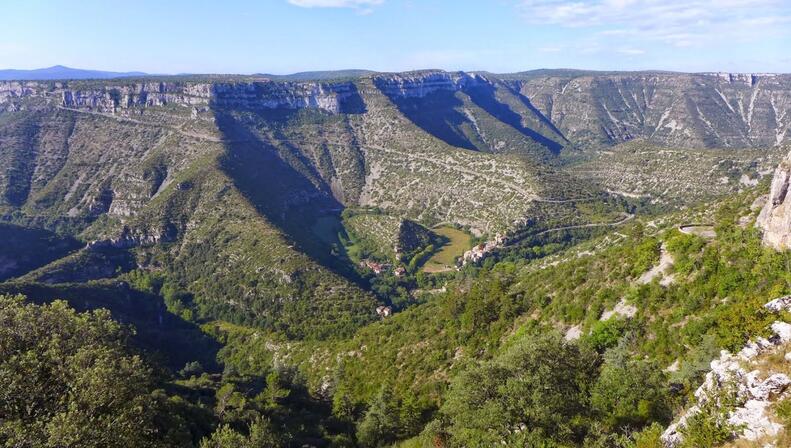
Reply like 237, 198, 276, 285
0, 72, 626, 338
567, 140, 788, 208
209, 178, 791, 446
4, 69, 791, 447
504, 71, 791, 149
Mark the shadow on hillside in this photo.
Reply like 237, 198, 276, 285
463, 83, 564, 154
377, 87, 480, 151
505, 85, 568, 146
0, 281, 222, 371
337, 83, 367, 114
210, 107, 368, 287
0, 223, 82, 281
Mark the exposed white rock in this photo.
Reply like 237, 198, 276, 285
662, 297, 791, 447
665, 359, 680, 373
564, 324, 582, 341
637, 243, 674, 285
728, 398, 784, 442
600, 299, 637, 320
757, 151, 791, 250
373, 71, 486, 99
748, 374, 791, 401
771, 321, 791, 342
740, 174, 759, 186
764, 295, 791, 313
752, 194, 769, 211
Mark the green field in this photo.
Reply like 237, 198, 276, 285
421, 226, 472, 273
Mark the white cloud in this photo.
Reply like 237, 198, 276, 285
519, 0, 791, 47
287, 0, 383, 8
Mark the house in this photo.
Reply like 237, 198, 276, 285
462, 233, 508, 265
376, 305, 393, 318
361, 259, 391, 275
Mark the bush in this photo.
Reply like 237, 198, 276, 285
590, 342, 671, 430
438, 333, 599, 446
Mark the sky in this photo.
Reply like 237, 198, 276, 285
2, 0, 791, 74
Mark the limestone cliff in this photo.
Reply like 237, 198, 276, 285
4, 70, 791, 149
507, 71, 791, 149
373, 70, 486, 98
0, 79, 362, 115
757, 151, 791, 250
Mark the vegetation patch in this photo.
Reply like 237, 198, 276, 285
421, 226, 472, 273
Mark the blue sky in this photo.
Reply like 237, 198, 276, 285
2, 0, 790, 74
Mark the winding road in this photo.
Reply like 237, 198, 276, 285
531, 212, 635, 237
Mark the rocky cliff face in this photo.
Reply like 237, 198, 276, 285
5, 70, 791, 149
662, 298, 791, 447
757, 150, 791, 250
373, 71, 487, 98
509, 72, 791, 148
60, 82, 210, 112
211, 81, 361, 113
0, 79, 362, 115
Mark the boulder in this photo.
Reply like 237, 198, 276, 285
765, 295, 791, 313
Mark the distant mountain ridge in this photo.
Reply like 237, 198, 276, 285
0, 65, 148, 81
256, 69, 377, 81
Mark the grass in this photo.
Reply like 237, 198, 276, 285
421, 226, 472, 273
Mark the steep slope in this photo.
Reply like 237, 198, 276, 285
374, 71, 566, 156
504, 71, 791, 149
212, 180, 791, 446
0, 81, 382, 338
758, 149, 791, 249
0, 75, 617, 339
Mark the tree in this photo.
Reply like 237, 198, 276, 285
357, 386, 401, 447
590, 342, 671, 430
439, 332, 599, 446
200, 418, 280, 448
180, 361, 205, 378
332, 385, 357, 421
259, 371, 291, 410
585, 318, 627, 353
0, 294, 184, 447
398, 391, 424, 438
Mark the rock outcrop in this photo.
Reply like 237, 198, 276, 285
373, 70, 488, 98
61, 82, 210, 111
86, 225, 178, 251
1, 79, 361, 115
211, 81, 360, 113
757, 151, 791, 250
662, 298, 791, 447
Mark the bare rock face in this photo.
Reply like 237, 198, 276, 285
757, 151, 791, 250
0, 79, 360, 115
373, 70, 486, 98
661, 302, 791, 447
